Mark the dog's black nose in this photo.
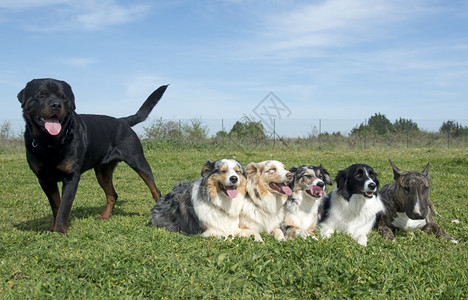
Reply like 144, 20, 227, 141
368, 182, 376, 190
229, 176, 238, 183
50, 101, 62, 111
317, 181, 325, 188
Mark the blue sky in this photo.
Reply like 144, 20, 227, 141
1, 0, 467, 137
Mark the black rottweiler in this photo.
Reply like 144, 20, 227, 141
17, 78, 168, 234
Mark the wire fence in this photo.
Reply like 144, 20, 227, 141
2, 118, 467, 154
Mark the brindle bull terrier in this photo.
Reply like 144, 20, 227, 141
377, 160, 458, 243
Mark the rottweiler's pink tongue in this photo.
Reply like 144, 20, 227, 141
282, 185, 293, 196
44, 120, 61, 135
226, 186, 238, 198
311, 185, 323, 196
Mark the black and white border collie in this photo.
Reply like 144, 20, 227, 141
281, 165, 332, 240
319, 164, 384, 246
149, 159, 249, 238
239, 160, 293, 242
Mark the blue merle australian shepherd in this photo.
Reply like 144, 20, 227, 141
281, 165, 332, 240
149, 159, 250, 238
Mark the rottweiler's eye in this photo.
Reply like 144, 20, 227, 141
38, 90, 47, 98
58, 92, 65, 99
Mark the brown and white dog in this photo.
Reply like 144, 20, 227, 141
377, 160, 458, 243
150, 159, 249, 239
281, 165, 332, 240
240, 160, 293, 242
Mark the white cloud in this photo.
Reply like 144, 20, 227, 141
74, 0, 150, 30
61, 57, 97, 67
237, 0, 427, 60
2, 0, 151, 31
0, 0, 68, 9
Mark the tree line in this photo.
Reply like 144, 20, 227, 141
1, 114, 466, 141
141, 114, 467, 140
349, 113, 468, 137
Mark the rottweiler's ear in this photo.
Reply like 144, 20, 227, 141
63, 81, 76, 110
422, 162, 430, 177
389, 159, 402, 180
201, 160, 215, 177
17, 88, 25, 107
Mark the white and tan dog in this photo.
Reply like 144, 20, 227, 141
240, 160, 293, 241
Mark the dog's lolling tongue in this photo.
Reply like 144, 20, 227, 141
310, 185, 324, 196
281, 184, 293, 196
44, 120, 62, 136
225, 186, 238, 198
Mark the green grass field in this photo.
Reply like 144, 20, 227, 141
0, 143, 467, 299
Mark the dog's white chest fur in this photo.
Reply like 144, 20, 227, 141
320, 192, 384, 246
290, 195, 321, 231
242, 193, 286, 234
392, 212, 427, 231
192, 182, 244, 236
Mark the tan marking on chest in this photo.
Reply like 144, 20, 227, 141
57, 160, 75, 174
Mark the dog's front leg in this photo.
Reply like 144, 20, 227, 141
376, 215, 396, 242
354, 234, 368, 247
271, 227, 285, 241
38, 179, 61, 229
319, 223, 334, 239
424, 212, 458, 243
238, 225, 263, 242
422, 222, 458, 244
53, 175, 81, 234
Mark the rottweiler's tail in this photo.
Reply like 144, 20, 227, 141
121, 85, 169, 127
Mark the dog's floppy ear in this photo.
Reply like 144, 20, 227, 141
389, 159, 402, 180
201, 160, 216, 177
235, 160, 245, 176
288, 166, 301, 187
422, 162, 430, 176
17, 88, 26, 107
335, 168, 350, 200
320, 165, 333, 186
62, 80, 76, 110
289, 166, 300, 173
245, 162, 262, 179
